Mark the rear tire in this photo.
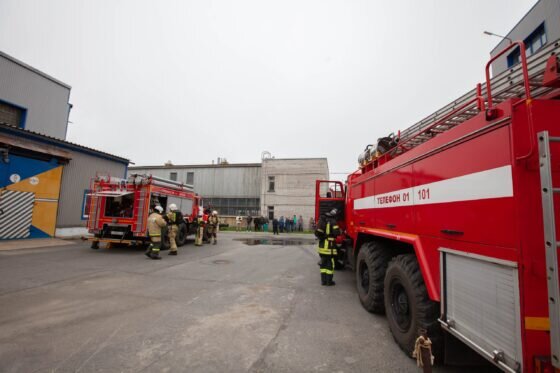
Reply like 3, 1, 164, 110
160, 226, 170, 250
384, 254, 442, 362
356, 241, 391, 314
176, 223, 188, 247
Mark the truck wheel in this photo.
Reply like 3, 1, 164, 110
160, 226, 170, 250
356, 241, 391, 314
176, 223, 188, 247
384, 254, 442, 361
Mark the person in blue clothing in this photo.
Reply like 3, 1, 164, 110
279, 216, 285, 233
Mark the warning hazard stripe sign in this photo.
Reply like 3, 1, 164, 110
0, 190, 35, 239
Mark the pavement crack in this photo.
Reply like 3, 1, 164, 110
247, 287, 299, 373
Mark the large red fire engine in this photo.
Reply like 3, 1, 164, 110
86, 173, 202, 249
316, 40, 560, 372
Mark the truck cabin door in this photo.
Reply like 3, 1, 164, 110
315, 180, 345, 224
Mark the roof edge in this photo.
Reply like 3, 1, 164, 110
0, 50, 72, 90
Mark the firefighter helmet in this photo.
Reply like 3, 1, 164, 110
212, 210, 218, 216
169, 203, 178, 211
327, 208, 338, 217
154, 206, 163, 213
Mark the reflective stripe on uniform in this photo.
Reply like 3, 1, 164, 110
317, 248, 337, 255
149, 233, 161, 237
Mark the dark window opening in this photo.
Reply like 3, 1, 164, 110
170, 172, 177, 181
186, 172, 194, 185
0, 100, 26, 128
507, 22, 547, 68
268, 206, 274, 220
268, 176, 275, 192
103, 194, 134, 218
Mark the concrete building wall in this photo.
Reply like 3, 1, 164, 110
0, 52, 71, 139
57, 151, 128, 228
490, 0, 560, 75
260, 158, 329, 230
129, 165, 262, 198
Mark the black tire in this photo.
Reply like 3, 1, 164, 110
356, 241, 391, 314
160, 226, 170, 250
384, 254, 442, 362
176, 223, 188, 247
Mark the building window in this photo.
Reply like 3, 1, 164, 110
268, 206, 274, 220
268, 176, 275, 192
169, 172, 177, 181
186, 172, 194, 185
81, 189, 92, 220
204, 197, 260, 216
507, 23, 547, 68
0, 100, 26, 129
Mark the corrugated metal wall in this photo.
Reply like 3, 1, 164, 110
0, 53, 71, 139
130, 166, 262, 197
57, 151, 127, 227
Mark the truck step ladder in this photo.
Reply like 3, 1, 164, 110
394, 40, 560, 156
537, 130, 560, 369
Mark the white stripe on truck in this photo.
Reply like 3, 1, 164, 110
354, 165, 513, 210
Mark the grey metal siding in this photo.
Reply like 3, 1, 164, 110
0, 53, 70, 139
130, 166, 262, 197
491, 0, 560, 75
57, 151, 127, 227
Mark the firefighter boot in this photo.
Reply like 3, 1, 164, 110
168, 250, 177, 256
150, 249, 162, 260
213, 238, 217, 245
321, 273, 327, 286
145, 244, 153, 258
326, 275, 336, 286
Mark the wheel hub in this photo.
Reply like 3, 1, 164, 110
359, 263, 369, 292
391, 282, 411, 332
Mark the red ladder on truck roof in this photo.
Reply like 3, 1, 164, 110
392, 40, 560, 156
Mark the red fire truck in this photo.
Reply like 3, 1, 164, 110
316, 40, 560, 372
86, 173, 202, 249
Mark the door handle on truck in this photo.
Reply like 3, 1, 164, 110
358, 221, 366, 226
441, 229, 464, 235
386, 224, 396, 229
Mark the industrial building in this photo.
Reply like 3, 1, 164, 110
490, 0, 559, 75
130, 157, 329, 229
0, 51, 128, 239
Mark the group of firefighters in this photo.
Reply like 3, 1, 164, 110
143, 201, 340, 287
144, 205, 219, 260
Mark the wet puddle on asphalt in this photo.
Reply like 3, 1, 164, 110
234, 238, 316, 246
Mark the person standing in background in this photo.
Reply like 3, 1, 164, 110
236, 215, 242, 231
272, 217, 279, 235
246, 215, 253, 231
279, 216, 285, 233
297, 215, 303, 232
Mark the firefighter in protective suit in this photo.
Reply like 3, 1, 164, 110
315, 208, 341, 286
195, 211, 205, 246
208, 210, 219, 244
166, 203, 183, 255
146, 206, 166, 260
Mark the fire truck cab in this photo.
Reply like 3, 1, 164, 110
87, 174, 202, 249
316, 40, 560, 372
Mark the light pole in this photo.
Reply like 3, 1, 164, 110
483, 30, 513, 45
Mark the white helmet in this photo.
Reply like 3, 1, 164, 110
169, 203, 178, 211
212, 210, 218, 215
154, 206, 163, 213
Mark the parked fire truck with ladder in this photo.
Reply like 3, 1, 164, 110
316, 40, 560, 372
87, 174, 202, 249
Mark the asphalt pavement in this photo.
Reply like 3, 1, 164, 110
0, 232, 493, 372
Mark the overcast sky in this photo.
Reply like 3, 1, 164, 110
0, 0, 537, 179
